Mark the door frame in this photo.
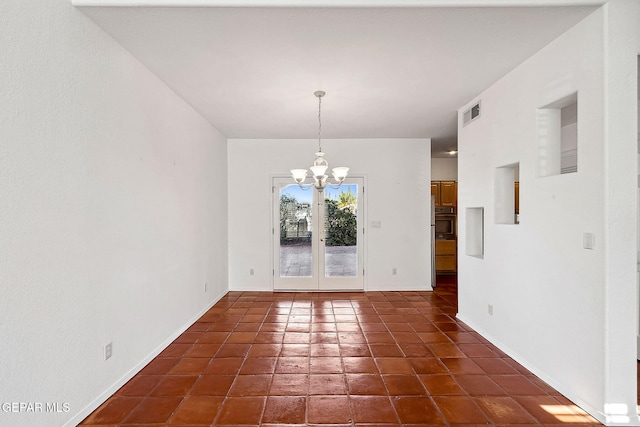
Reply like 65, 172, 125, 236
271, 175, 367, 291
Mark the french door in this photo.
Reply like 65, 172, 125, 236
273, 177, 364, 291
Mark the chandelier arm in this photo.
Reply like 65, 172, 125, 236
296, 182, 314, 191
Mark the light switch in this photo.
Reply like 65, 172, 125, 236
371, 221, 382, 228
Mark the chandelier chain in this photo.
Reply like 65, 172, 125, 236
317, 94, 322, 153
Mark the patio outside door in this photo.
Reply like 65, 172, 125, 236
273, 177, 364, 291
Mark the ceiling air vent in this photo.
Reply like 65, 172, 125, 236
463, 101, 481, 126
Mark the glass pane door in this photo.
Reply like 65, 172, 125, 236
273, 177, 364, 291
319, 181, 363, 290
274, 181, 317, 290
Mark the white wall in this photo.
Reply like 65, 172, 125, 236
0, 1, 229, 426
600, 1, 640, 424
228, 138, 431, 292
431, 157, 458, 181
457, 3, 639, 425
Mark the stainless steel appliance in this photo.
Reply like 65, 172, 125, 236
430, 196, 436, 288
435, 206, 456, 241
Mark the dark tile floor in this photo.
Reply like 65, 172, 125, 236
80, 277, 602, 426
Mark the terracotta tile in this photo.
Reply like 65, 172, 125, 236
204, 357, 243, 375
382, 374, 425, 395
346, 374, 387, 395
226, 331, 257, 343
338, 332, 367, 342
474, 357, 520, 374
269, 374, 310, 395
475, 396, 537, 424
216, 396, 266, 425
441, 357, 485, 374
184, 343, 220, 358
260, 322, 287, 332
410, 322, 438, 332
398, 343, 433, 357
385, 322, 414, 332
168, 358, 210, 375
174, 331, 201, 344
190, 375, 235, 396
391, 331, 422, 343
514, 395, 576, 423
262, 396, 306, 424
168, 396, 224, 424
117, 375, 162, 396
196, 331, 229, 344
418, 331, 451, 343
455, 374, 507, 396
343, 357, 379, 373
312, 322, 337, 332
122, 396, 183, 423
375, 357, 414, 374
391, 396, 445, 424
360, 323, 389, 332
311, 332, 339, 344
310, 343, 340, 356
308, 396, 352, 424
280, 343, 310, 356
428, 343, 467, 358
409, 358, 448, 374
457, 343, 499, 358
239, 357, 277, 374
158, 343, 192, 358
339, 343, 371, 357
310, 356, 343, 374
432, 395, 489, 424
287, 323, 311, 333
364, 332, 395, 344
80, 396, 142, 424
215, 343, 251, 358
139, 358, 179, 375
445, 331, 481, 343
228, 374, 272, 396
369, 344, 404, 357
309, 374, 347, 394
493, 375, 547, 395
241, 314, 266, 323
276, 356, 309, 374
419, 374, 465, 395
248, 343, 282, 357
149, 375, 197, 396
350, 396, 399, 423
254, 332, 285, 344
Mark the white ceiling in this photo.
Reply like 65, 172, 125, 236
77, 1, 599, 156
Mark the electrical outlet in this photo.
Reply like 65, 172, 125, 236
392, 268, 397, 275
104, 342, 112, 360
250, 268, 255, 276
488, 304, 494, 316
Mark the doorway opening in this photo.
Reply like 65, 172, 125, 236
273, 177, 364, 291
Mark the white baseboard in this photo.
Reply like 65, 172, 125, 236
64, 287, 228, 427
456, 313, 610, 426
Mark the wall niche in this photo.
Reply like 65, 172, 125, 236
537, 92, 578, 177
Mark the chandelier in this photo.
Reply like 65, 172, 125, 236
290, 91, 349, 192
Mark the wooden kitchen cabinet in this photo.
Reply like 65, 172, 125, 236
430, 182, 440, 205
435, 239, 457, 274
440, 181, 457, 207
431, 181, 457, 207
